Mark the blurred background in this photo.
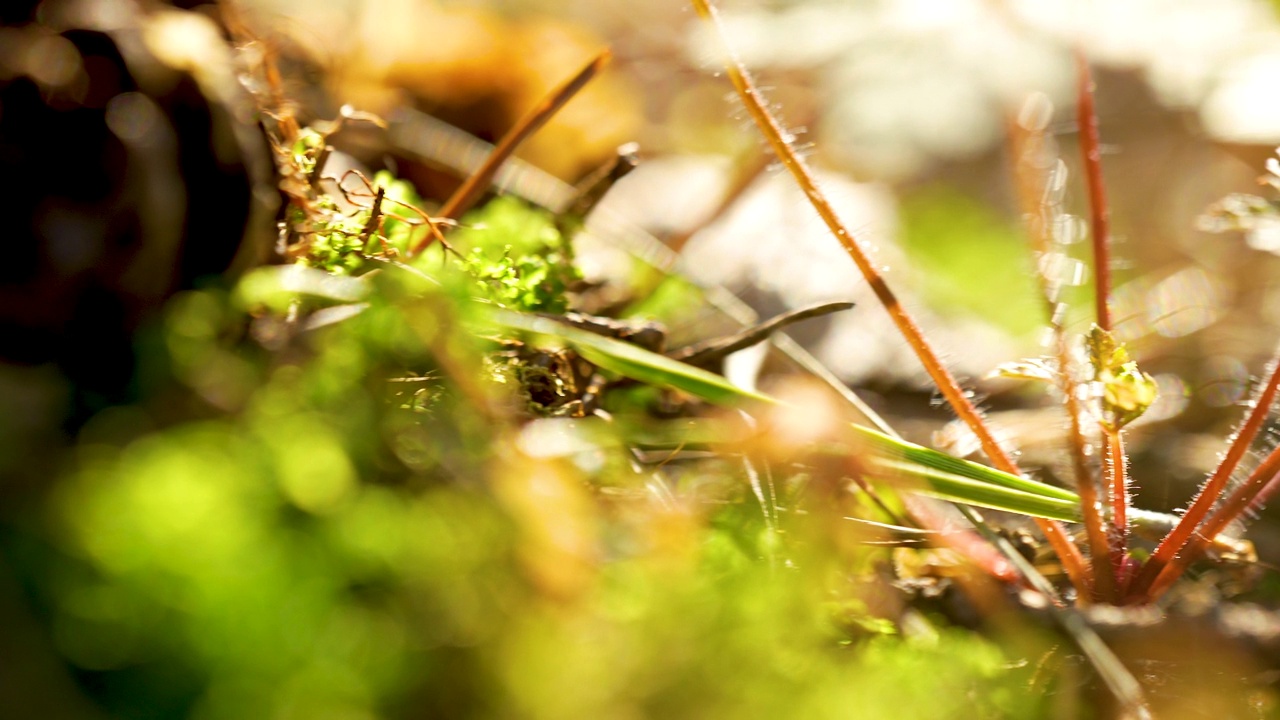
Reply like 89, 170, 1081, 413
9, 0, 1280, 717
259, 0, 1280, 509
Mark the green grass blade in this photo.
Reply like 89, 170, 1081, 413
848, 425, 1080, 503
483, 307, 1095, 520
485, 308, 776, 406
867, 458, 1080, 522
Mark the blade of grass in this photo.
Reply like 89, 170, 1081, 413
486, 308, 775, 407
690, 0, 1089, 593
408, 49, 610, 256
487, 307, 1119, 520
867, 459, 1083, 522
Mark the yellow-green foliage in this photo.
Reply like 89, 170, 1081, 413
454, 196, 581, 313
300, 171, 430, 276
30, 283, 1043, 719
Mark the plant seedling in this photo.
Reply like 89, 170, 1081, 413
688, 0, 1280, 616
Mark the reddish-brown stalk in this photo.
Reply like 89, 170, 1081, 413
1143, 441, 1280, 601
1106, 433, 1130, 588
1075, 51, 1132, 576
692, 0, 1090, 594
1059, 342, 1114, 601
1248, 459, 1280, 515
1127, 354, 1280, 599
1075, 51, 1113, 329
1006, 109, 1107, 600
408, 50, 610, 257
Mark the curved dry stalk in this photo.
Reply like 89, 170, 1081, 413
691, 0, 1089, 594
1128, 353, 1280, 599
408, 49, 610, 257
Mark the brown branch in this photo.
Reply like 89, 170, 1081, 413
671, 301, 855, 368
409, 49, 611, 256
562, 142, 641, 222
692, 0, 1090, 595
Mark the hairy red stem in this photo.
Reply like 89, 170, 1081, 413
1076, 50, 1133, 590
1106, 433, 1130, 589
1129, 354, 1280, 599
1144, 442, 1280, 601
1006, 108, 1105, 598
1075, 50, 1112, 330
1060, 348, 1112, 601
692, 0, 1090, 595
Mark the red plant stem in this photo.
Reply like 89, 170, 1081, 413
1006, 110, 1105, 598
1248, 468, 1280, 515
1144, 443, 1280, 601
1075, 50, 1112, 331
408, 50, 610, 256
1106, 433, 1128, 543
1060, 349, 1112, 602
1106, 433, 1129, 585
1128, 354, 1280, 599
692, 0, 1091, 595
1076, 50, 1134, 593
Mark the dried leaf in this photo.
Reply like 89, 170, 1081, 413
987, 357, 1058, 384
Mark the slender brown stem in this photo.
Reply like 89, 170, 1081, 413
408, 49, 611, 256
1075, 50, 1112, 331
692, 0, 1090, 594
1128, 353, 1280, 598
672, 300, 855, 367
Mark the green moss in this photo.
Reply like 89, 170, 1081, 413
453, 196, 581, 313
